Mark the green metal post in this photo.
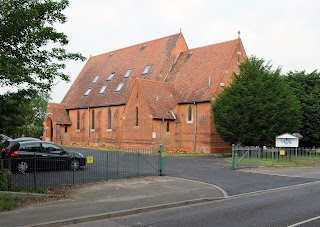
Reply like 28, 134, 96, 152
234, 153, 238, 170
232, 144, 238, 170
159, 144, 165, 176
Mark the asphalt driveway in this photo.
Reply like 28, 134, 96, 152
164, 155, 320, 195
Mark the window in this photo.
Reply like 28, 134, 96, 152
65, 126, 68, 133
115, 82, 124, 92
166, 122, 170, 132
188, 105, 192, 122
20, 143, 40, 152
237, 51, 242, 63
84, 88, 91, 96
142, 64, 152, 75
42, 143, 62, 154
77, 111, 80, 130
99, 85, 107, 94
124, 68, 133, 78
107, 108, 112, 129
135, 107, 139, 127
140, 44, 147, 51
92, 75, 100, 83
186, 52, 193, 60
91, 110, 95, 129
107, 72, 115, 81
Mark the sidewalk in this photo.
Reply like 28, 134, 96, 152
0, 176, 226, 227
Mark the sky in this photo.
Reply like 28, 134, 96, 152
48, 0, 320, 102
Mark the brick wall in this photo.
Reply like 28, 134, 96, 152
121, 83, 155, 148
172, 102, 231, 153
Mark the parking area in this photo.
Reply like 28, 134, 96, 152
5, 146, 320, 195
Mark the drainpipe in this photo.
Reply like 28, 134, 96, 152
88, 107, 90, 144
193, 102, 197, 152
160, 118, 164, 145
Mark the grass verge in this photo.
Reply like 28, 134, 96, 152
0, 195, 43, 211
225, 156, 320, 167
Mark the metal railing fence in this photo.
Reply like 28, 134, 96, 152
232, 145, 320, 169
0, 147, 163, 192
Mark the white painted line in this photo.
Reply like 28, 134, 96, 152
227, 180, 320, 199
288, 215, 320, 227
170, 177, 228, 198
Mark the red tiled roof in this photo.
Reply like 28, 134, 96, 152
46, 103, 71, 125
136, 79, 177, 119
167, 38, 242, 103
62, 33, 182, 109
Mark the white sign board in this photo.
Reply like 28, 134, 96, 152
152, 132, 156, 139
276, 133, 299, 147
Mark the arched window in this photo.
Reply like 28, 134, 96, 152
91, 110, 95, 129
108, 108, 112, 129
135, 107, 139, 127
77, 111, 80, 130
188, 105, 192, 122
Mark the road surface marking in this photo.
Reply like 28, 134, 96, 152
288, 215, 320, 227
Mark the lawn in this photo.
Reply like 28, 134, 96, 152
226, 155, 320, 167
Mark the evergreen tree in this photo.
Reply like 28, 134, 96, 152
286, 71, 320, 146
212, 56, 302, 146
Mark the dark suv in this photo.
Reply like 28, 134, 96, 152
5, 141, 86, 173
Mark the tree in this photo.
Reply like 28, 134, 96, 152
0, 89, 49, 138
285, 71, 320, 146
0, 0, 85, 92
212, 56, 302, 146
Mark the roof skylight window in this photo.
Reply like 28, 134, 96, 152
115, 82, 124, 92
140, 44, 147, 51
84, 88, 91, 96
92, 75, 100, 83
124, 68, 133, 78
142, 64, 152, 75
99, 85, 107, 94
107, 72, 115, 81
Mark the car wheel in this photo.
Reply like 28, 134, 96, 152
70, 159, 80, 170
17, 161, 28, 173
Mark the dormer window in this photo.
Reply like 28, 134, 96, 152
84, 88, 91, 96
107, 72, 115, 81
99, 85, 107, 94
124, 68, 133, 78
140, 44, 147, 51
142, 64, 152, 75
115, 82, 124, 92
92, 75, 100, 83
186, 52, 193, 60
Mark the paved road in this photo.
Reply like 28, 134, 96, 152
4, 149, 320, 227
67, 181, 320, 227
165, 155, 319, 195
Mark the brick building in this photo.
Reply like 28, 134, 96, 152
44, 32, 246, 152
